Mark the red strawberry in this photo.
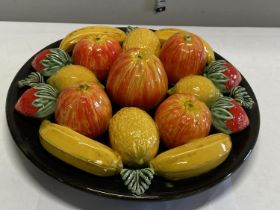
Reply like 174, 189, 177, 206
31, 48, 71, 77
15, 84, 58, 118
15, 88, 38, 117
204, 60, 241, 93
210, 96, 249, 134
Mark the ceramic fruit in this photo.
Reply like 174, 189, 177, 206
202, 39, 215, 64
59, 25, 126, 52
204, 60, 242, 93
168, 75, 221, 107
32, 48, 71, 77
230, 86, 254, 109
211, 96, 250, 134
120, 168, 154, 195
72, 36, 122, 81
106, 48, 168, 111
18, 72, 44, 88
55, 82, 112, 138
39, 120, 123, 176
155, 28, 215, 64
150, 133, 232, 180
15, 83, 58, 118
160, 31, 207, 84
109, 107, 159, 168
47, 65, 99, 92
155, 93, 212, 148
123, 28, 161, 55
155, 28, 185, 45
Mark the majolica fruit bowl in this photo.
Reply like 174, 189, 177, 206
6, 27, 260, 200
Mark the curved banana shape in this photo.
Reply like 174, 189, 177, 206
39, 120, 123, 176
59, 25, 126, 52
150, 133, 232, 181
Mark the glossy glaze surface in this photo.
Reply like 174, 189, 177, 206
6, 37, 260, 200
106, 48, 168, 111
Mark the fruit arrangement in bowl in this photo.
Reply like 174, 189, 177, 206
10, 25, 258, 198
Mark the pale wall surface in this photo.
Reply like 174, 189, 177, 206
0, 0, 279, 27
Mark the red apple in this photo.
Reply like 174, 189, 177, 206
155, 93, 211, 148
72, 36, 122, 81
55, 82, 112, 138
106, 48, 168, 110
159, 32, 207, 84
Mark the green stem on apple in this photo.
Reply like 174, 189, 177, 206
79, 83, 89, 90
184, 33, 192, 43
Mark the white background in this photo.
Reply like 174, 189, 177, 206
0, 0, 280, 27
1, 21, 280, 209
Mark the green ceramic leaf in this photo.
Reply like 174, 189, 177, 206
120, 168, 154, 195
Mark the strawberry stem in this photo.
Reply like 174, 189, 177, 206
32, 84, 58, 118
18, 72, 45, 88
230, 86, 254, 109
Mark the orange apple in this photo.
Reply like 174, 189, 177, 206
155, 93, 211, 148
159, 32, 207, 84
55, 82, 112, 138
106, 48, 168, 110
72, 35, 122, 81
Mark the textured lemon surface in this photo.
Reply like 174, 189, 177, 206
169, 75, 221, 106
47, 65, 99, 92
109, 107, 159, 167
123, 28, 161, 55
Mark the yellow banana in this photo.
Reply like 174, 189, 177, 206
149, 133, 232, 181
59, 25, 126, 52
155, 28, 185, 45
155, 28, 215, 63
39, 120, 123, 176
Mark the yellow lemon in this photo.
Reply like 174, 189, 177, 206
47, 65, 99, 92
123, 28, 161, 55
109, 107, 159, 168
168, 75, 221, 106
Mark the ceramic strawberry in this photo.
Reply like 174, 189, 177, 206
210, 96, 249, 134
204, 60, 241, 93
15, 83, 58, 118
32, 48, 71, 77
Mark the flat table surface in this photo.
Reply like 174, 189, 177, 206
0, 21, 279, 210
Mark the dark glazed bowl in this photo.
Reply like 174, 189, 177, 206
6, 37, 260, 201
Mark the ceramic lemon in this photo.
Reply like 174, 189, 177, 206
47, 65, 99, 92
109, 107, 159, 167
123, 28, 161, 55
168, 75, 221, 106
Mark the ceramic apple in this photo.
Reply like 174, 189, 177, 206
55, 82, 112, 138
72, 35, 122, 81
159, 32, 207, 84
106, 48, 168, 110
155, 93, 212, 148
